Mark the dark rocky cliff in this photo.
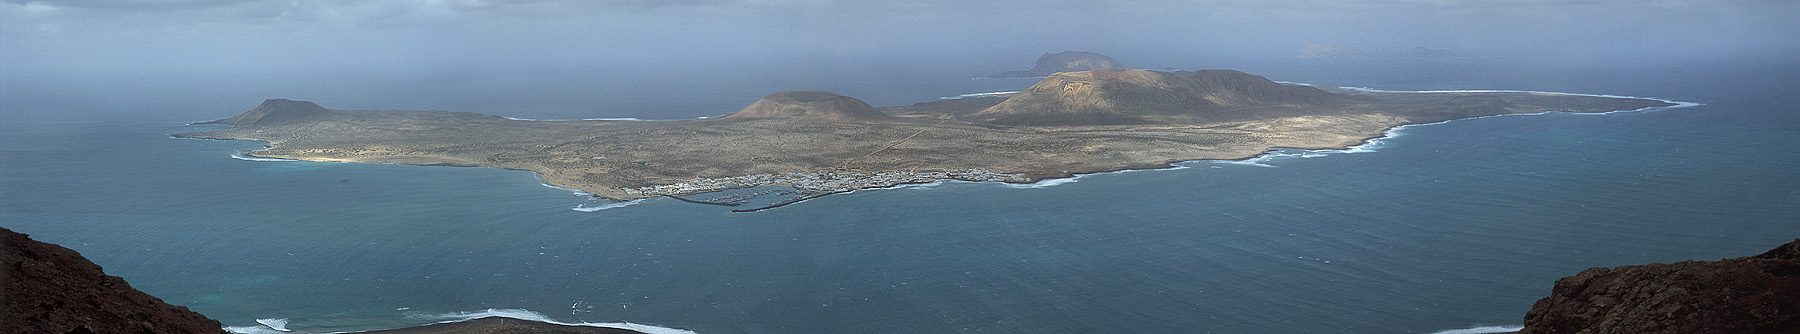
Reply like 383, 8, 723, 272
1520, 238, 1800, 334
0, 226, 227, 334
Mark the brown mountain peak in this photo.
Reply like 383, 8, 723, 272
203, 98, 332, 127
721, 90, 899, 123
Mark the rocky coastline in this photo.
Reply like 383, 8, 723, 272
174, 69, 1677, 210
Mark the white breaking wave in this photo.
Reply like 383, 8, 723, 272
999, 164, 1194, 189
1004, 177, 1079, 188
1215, 147, 1349, 168
230, 152, 296, 162
863, 179, 948, 191
501, 116, 647, 121
254, 318, 290, 332
573, 199, 646, 212
429, 308, 698, 334
541, 183, 593, 196
1426, 325, 1525, 334
1217, 157, 1281, 168
222, 326, 285, 334
1000, 163, 1195, 189
938, 91, 1020, 100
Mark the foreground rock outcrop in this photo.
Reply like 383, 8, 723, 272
0, 226, 227, 334
1520, 239, 1800, 334
990, 51, 1123, 78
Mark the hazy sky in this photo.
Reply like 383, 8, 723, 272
4, 0, 1798, 75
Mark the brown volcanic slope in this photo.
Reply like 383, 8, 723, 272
1519, 239, 1800, 334
0, 227, 227, 334
990, 51, 1124, 78
718, 90, 902, 123
175, 69, 1675, 203
205, 98, 332, 127
972, 69, 1344, 125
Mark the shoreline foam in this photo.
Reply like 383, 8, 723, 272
413, 308, 695, 334
1426, 325, 1525, 334
231, 152, 301, 162
573, 198, 647, 212
223, 308, 698, 334
949, 86, 1698, 190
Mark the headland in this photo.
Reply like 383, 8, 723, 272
1516, 238, 1800, 334
175, 69, 1676, 210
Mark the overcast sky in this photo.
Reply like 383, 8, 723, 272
4, 0, 1798, 75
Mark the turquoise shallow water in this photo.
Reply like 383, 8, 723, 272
3, 59, 1798, 334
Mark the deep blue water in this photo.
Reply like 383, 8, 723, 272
3, 58, 1799, 334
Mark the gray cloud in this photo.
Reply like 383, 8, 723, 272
1, 0, 257, 12
4, 0, 1796, 76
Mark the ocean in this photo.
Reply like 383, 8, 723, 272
3, 57, 1798, 334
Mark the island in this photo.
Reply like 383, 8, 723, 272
175, 69, 1675, 211
990, 51, 1123, 78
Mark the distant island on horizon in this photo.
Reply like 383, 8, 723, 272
176, 67, 1676, 211
990, 51, 1123, 78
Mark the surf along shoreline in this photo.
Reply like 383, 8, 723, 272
178, 79, 1688, 212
